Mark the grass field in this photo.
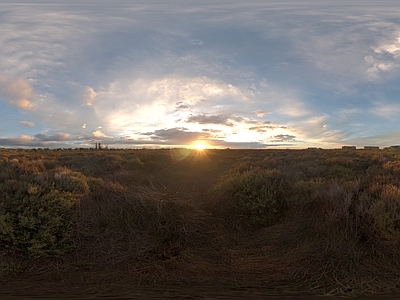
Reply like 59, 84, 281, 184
1, 147, 400, 298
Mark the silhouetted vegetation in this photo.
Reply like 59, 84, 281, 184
1, 148, 400, 297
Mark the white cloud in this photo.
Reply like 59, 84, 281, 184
94, 76, 250, 134
20, 121, 35, 127
254, 110, 267, 117
92, 128, 112, 139
374, 36, 400, 57
290, 115, 338, 145
366, 34, 400, 79
146, 76, 249, 104
257, 80, 310, 118
83, 86, 97, 106
370, 101, 400, 118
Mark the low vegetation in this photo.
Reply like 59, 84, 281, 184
1, 147, 400, 297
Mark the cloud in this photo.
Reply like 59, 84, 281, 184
83, 86, 97, 106
34, 133, 72, 141
175, 102, 189, 110
146, 76, 249, 104
254, 110, 267, 117
0, 75, 33, 109
370, 101, 400, 119
141, 127, 209, 144
0, 135, 36, 146
1, 1, 400, 150
365, 34, 400, 79
189, 39, 204, 46
339, 130, 400, 148
374, 36, 400, 57
270, 134, 296, 142
248, 125, 278, 133
92, 127, 112, 139
0, 133, 87, 148
286, 114, 353, 148
186, 114, 234, 126
20, 121, 35, 127
94, 76, 250, 134
203, 139, 289, 149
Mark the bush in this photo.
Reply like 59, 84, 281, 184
369, 184, 400, 244
0, 180, 79, 258
212, 166, 291, 227
52, 167, 90, 195
289, 180, 400, 255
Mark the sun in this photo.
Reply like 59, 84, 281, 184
191, 140, 209, 151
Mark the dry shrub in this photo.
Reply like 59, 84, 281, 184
369, 184, 400, 245
280, 180, 400, 294
74, 181, 215, 266
287, 181, 361, 251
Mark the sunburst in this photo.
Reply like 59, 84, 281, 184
191, 140, 209, 151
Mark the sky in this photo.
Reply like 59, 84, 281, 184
1, 0, 400, 149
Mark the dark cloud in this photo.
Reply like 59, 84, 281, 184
271, 134, 296, 142
140, 127, 210, 144
0, 137, 36, 147
175, 102, 189, 110
245, 120, 272, 125
249, 125, 277, 132
34, 133, 72, 141
186, 114, 235, 126
0, 135, 80, 148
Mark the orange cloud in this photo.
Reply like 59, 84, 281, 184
0, 75, 33, 109
92, 126, 112, 138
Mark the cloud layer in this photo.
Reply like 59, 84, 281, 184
1, 1, 400, 148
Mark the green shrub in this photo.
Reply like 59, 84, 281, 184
52, 167, 90, 195
291, 179, 325, 206
87, 177, 105, 192
212, 166, 291, 227
0, 180, 79, 258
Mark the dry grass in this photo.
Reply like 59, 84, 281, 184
2, 148, 400, 297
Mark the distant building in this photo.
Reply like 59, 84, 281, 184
364, 146, 380, 150
342, 146, 356, 150
384, 145, 400, 150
